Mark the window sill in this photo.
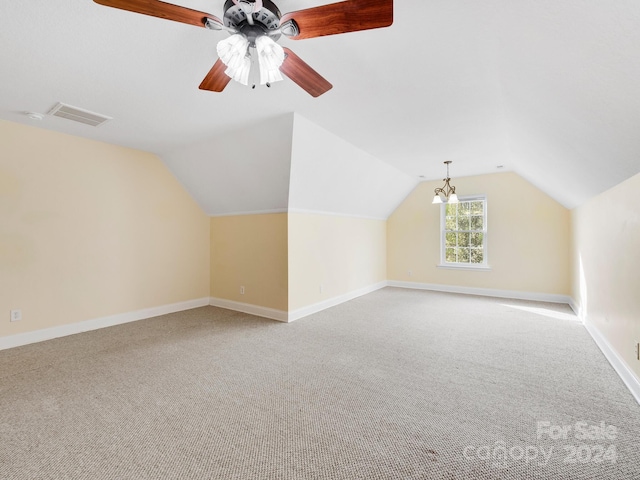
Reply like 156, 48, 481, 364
437, 263, 492, 272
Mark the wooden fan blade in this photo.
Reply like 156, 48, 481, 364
93, 0, 222, 28
280, 48, 332, 97
199, 59, 231, 92
280, 0, 392, 40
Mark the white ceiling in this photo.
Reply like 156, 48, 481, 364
1, 0, 640, 211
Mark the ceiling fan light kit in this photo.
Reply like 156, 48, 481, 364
93, 0, 393, 97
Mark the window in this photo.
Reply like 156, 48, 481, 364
440, 196, 488, 268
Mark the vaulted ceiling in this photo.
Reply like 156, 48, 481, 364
1, 0, 639, 214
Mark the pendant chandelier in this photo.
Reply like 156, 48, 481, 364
432, 161, 459, 204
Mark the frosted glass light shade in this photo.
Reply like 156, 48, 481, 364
432, 195, 443, 204
449, 193, 459, 204
217, 34, 251, 85
255, 35, 284, 85
225, 55, 251, 86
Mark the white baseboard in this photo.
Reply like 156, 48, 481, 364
287, 281, 388, 322
0, 297, 211, 351
582, 321, 640, 405
568, 297, 582, 319
209, 282, 388, 323
209, 297, 288, 323
387, 280, 572, 304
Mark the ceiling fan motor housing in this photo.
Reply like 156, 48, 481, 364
223, 0, 282, 44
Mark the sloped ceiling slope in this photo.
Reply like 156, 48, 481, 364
1, 1, 639, 210
289, 114, 416, 219
162, 114, 294, 216
495, 1, 640, 208
163, 113, 416, 218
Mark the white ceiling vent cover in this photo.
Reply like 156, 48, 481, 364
47, 102, 112, 127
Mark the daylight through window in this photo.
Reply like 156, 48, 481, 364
442, 197, 487, 266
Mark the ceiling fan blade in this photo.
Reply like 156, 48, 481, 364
280, 48, 332, 97
280, 0, 392, 40
199, 59, 231, 92
93, 0, 222, 28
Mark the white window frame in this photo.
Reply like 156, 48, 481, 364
438, 195, 490, 271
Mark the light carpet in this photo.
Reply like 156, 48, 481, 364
1, 288, 639, 479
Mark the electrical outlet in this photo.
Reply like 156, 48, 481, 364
408, 270, 412, 277
10, 310, 22, 322
320, 284, 324, 294
240, 286, 245, 295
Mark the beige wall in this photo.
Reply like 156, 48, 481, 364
288, 213, 386, 311
210, 214, 288, 311
1, 119, 586, 342
571, 171, 640, 379
388, 172, 570, 295
0, 120, 210, 337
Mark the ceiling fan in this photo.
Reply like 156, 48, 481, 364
93, 0, 393, 97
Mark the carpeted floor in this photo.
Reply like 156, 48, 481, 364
1, 288, 639, 479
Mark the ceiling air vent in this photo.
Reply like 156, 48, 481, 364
47, 102, 112, 127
